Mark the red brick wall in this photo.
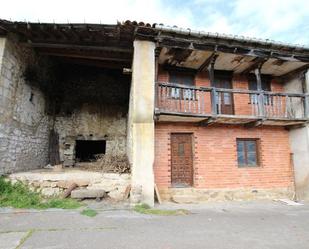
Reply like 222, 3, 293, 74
154, 123, 293, 189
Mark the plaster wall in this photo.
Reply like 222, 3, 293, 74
284, 71, 309, 200
128, 40, 155, 206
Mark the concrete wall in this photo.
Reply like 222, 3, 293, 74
285, 71, 309, 200
128, 40, 156, 206
0, 37, 50, 174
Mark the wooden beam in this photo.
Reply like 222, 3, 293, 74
244, 119, 264, 128
208, 54, 218, 86
38, 51, 132, 62
25, 42, 133, 53
199, 117, 216, 126
55, 57, 131, 69
241, 57, 267, 74
158, 36, 309, 63
276, 64, 309, 80
198, 52, 218, 72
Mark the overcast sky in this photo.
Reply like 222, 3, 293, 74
1, 0, 308, 45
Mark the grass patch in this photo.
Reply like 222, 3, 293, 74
0, 177, 81, 209
134, 203, 190, 216
80, 208, 98, 217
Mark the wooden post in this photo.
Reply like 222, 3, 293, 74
304, 95, 309, 118
208, 56, 217, 116
302, 71, 309, 119
255, 67, 265, 117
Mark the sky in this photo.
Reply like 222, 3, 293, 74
0, 0, 308, 46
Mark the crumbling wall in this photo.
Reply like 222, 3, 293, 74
54, 104, 127, 165
49, 64, 130, 166
0, 37, 50, 174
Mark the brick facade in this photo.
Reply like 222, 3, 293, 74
155, 68, 294, 196
154, 123, 293, 189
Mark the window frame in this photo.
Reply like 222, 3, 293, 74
236, 138, 260, 168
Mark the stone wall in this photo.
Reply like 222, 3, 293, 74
49, 64, 130, 166
0, 37, 49, 174
9, 170, 131, 200
159, 187, 294, 203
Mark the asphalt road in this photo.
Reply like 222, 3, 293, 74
1, 201, 309, 249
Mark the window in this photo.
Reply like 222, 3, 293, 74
169, 70, 195, 100
237, 139, 259, 167
248, 74, 272, 105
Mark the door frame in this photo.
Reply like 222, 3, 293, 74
213, 71, 235, 115
170, 132, 194, 188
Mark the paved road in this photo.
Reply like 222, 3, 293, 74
0, 201, 309, 249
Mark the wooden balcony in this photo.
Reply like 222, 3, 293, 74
155, 82, 309, 126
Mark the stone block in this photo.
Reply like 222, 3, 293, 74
71, 189, 106, 199
57, 179, 90, 189
108, 186, 128, 201
41, 187, 61, 197
41, 181, 58, 188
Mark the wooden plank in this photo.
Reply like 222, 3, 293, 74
154, 184, 162, 204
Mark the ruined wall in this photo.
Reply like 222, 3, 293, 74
54, 104, 127, 164
0, 37, 50, 174
50, 64, 130, 165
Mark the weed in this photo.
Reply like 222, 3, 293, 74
80, 208, 98, 217
134, 203, 190, 216
0, 177, 81, 209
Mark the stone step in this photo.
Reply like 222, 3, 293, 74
172, 195, 200, 204
71, 189, 106, 199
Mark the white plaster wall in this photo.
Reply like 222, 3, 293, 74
129, 40, 155, 206
284, 72, 309, 200
0, 37, 49, 174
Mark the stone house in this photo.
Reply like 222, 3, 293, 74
0, 20, 309, 206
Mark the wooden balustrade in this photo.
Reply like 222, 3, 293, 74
156, 82, 308, 120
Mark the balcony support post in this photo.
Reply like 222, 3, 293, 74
208, 55, 218, 115
255, 67, 265, 117
303, 70, 309, 118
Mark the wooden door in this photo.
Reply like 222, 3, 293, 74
214, 76, 234, 115
171, 133, 193, 187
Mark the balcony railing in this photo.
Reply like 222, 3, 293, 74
155, 82, 309, 123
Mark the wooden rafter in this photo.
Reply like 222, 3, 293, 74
241, 57, 268, 74
198, 52, 218, 72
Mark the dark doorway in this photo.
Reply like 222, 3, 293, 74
75, 140, 106, 162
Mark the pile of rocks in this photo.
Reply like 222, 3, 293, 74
8, 169, 131, 201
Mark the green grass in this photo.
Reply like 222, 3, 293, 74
134, 203, 190, 216
80, 208, 98, 217
0, 177, 81, 209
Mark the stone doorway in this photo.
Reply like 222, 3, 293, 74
75, 140, 106, 162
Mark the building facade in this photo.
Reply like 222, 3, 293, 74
0, 20, 309, 205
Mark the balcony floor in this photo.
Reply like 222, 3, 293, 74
155, 111, 308, 127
